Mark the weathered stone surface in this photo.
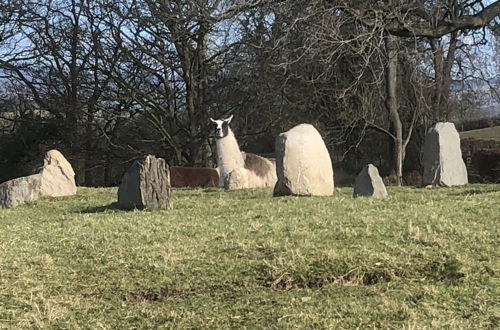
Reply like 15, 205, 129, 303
274, 124, 334, 196
0, 175, 42, 208
0, 149, 76, 208
353, 164, 387, 198
423, 122, 468, 187
118, 155, 171, 209
39, 150, 77, 197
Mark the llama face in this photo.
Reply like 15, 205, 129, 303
210, 115, 233, 139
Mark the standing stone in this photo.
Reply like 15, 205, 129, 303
39, 150, 77, 197
118, 155, 171, 209
353, 164, 388, 198
274, 124, 334, 196
423, 122, 468, 187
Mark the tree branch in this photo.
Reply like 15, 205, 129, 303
347, 1, 500, 38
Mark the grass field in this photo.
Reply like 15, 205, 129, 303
0, 185, 499, 329
460, 126, 500, 141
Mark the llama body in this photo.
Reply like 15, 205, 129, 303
211, 116, 277, 189
214, 127, 245, 186
170, 166, 219, 188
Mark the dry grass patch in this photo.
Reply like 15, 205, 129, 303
0, 185, 499, 328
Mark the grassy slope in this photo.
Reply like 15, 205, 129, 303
460, 126, 500, 141
0, 186, 499, 329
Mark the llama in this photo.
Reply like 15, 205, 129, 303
170, 166, 219, 188
210, 115, 277, 189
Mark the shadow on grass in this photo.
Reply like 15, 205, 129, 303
78, 203, 170, 213
78, 202, 122, 214
452, 187, 500, 196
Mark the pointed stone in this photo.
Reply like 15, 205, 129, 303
353, 164, 388, 199
39, 150, 77, 197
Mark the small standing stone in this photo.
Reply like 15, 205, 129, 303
423, 122, 468, 187
118, 155, 171, 209
353, 164, 388, 199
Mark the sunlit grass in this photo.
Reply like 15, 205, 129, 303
0, 185, 499, 328
461, 125, 500, 141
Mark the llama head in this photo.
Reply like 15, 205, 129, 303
210, 115, 233, 139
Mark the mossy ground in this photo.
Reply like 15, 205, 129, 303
0, 185, 499, 328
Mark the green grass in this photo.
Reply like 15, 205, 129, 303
460, 126, 500, 141
1, 185, 499, 329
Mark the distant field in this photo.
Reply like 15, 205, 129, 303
0, 186, 499, 328
460, 125, 500, 141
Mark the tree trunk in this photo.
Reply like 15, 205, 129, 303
84, 110, 95, 186
385, 33, 403, 186
178, 28, 210, 166
430, 32, 458, 121
103, 151, 112, 186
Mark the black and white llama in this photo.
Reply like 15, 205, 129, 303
210, 115, 277, 189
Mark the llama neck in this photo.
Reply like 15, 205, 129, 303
215, 128, 244, 170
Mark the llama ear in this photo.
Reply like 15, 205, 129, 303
224, 114, 233, 124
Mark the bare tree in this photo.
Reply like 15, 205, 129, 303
1, 0, 498, 186
232, 0, 500, 184
364, 0, 500, 184
0, 0, 126, 184
104, 0, 244, 166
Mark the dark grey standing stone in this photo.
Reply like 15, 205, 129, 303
353, 164, 387, 199
117, 155, 171, 210
0, 175, 42, 208
423, 122, 468, 187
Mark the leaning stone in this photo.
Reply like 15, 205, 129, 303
0, 149, 76, 208
353, 164, 387, 199
117, 155, 171, 209
0, 174, 42, 208
39, 150, 77, 197
274, 124, 334, 196
423, 122, 468, 187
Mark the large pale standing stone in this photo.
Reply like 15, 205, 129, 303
118, 155, 171, 209
39, 150, 77, 197
353, 164, 388, 198
423, 122, 468, 187
274, 124, 334, 196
